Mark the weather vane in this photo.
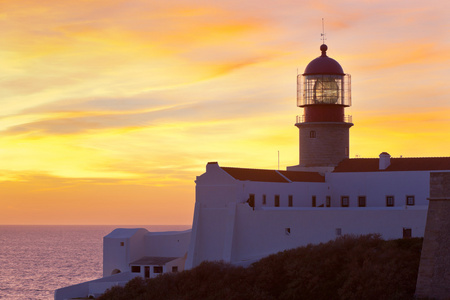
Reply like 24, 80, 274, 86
321, 18, 326, 44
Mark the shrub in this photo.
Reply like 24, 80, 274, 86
98, 235, 423, 300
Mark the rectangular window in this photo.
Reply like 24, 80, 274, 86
172, 266, 178, 273
386, 196, 395, 207
262, 194, 266, 205
336, 228, 342, 236
406, 195, 415, 206
248, 194, 255, 208
341, 196, 349, 207
358, 196, 366, 207
288, 195, 293, 207
131, 266, 141, 273
285, 228, 291, 235
312, 196, 316, 207
310, 131, 316, 138
153, 266, 163, 274
274, 195, 280, 207
145, 266, 150, 278
403, 228, 412, 239
326, 196, 331, 207
120, 242, 124, 246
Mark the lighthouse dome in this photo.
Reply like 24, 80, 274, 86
304, 44, 344, 75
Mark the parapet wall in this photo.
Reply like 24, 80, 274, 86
415, 172, 450, 299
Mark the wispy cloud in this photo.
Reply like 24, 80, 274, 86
0, 0, 448, 224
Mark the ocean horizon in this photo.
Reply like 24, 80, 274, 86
0, 225, 191, 300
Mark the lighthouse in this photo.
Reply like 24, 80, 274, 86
289, 44, 353, 172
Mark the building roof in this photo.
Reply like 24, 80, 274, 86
221, 167, 324, 183
278, 170, 325, 182
130, 256, 179, 266
333, 157, 450, 173
104, 228, 147, 238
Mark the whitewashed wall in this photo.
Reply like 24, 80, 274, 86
103, 228, 148, 276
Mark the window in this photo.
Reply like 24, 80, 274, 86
310, 131, 316, 138
341, 196, 349, 207
131, 266, 141, 273
403, 228, 412, 239
285, 228, 291, 235
336, 228, 342, 236
386, 196, 395, 207
358, 196, 366, 207
274, 195, 280, 207
406, 195, 415, 206
262, 194, 266, 205
153, 266, 163, 274
120, 242, 124, 246
312, 196, 316, 207
288, 195, 293, 207
144, 266, 150, 278
247, 194, 255, 208
172, 266, 178, 273
326, 196, 331, 207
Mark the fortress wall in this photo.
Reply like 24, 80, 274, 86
230, 204, 427, 263
415, 172, 450, 299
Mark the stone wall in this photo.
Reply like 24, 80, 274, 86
415, 172, 450, 299
297, 122, 352, 167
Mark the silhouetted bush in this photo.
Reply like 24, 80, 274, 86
98, 235, 422, 300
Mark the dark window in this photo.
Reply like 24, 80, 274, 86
358, 196, 366, 207
120, 242, 124, 246
262, 194, 266, 205
341, 196, 349, 207
288, 195, 293, 207
247, 194, 255, 208
153, 266, 163, 274
285, 228, 291, 235
310, 131, 316, 138
403, 228, 412, 238
386, 196, 395, 207
406, 196, 415, 206
312, 196, 316, 207
274, 195, 280, 207
172, 266, 178, 273
144, 266, 150, 278
131, 266, 141, 273
336, 228, 342, 236
326, 196, 331, 207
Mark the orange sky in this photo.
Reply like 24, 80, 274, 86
0, 0, 449, 224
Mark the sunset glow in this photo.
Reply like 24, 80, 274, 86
1, 0, 449, 224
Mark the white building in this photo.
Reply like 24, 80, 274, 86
55, 44, 450, 299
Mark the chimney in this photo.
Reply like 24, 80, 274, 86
206, 161, 219, 172
379, 152, 391, 170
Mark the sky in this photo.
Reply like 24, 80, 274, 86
0, 0, 449, 225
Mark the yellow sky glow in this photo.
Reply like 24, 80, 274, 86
0, 0, 449, 224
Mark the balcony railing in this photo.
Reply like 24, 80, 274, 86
296, 115, 353, 124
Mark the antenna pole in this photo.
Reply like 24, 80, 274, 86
321, 18, 326, 44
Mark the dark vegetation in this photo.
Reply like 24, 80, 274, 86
98, 234, 423, 300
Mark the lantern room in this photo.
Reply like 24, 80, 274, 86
297, 44, 351, 123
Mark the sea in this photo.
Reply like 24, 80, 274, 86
0, 225, 191, 300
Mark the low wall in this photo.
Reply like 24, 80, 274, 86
54, 272, 138, 300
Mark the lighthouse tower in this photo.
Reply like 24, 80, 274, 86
290, 44, 353, 172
